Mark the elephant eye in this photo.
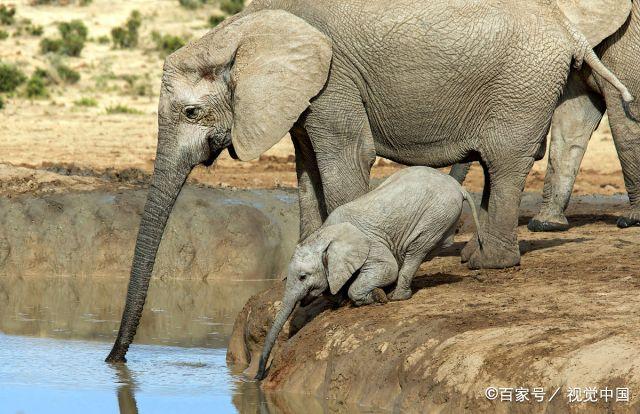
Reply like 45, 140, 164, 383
299, 273, 307, 281
184, 105, 201, 120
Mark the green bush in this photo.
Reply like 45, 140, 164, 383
31, 0, 93, 5
106, 104, 142, 115
111, 10, 141, 49
220, 0, 244, 15
0, 30, 8, 40
96, 35, 109, 44
25, 74, 49, 98
27, 24, 44, 36
40, 19, 88, 56
0, 5, 16, 26
121, 74, 152, 97
151, 31, 186, 57
0, 62, 27, 92
179, 0, 204, 9
0, 95, 4, 110
208, 15, 225, 27
54, 61, 80, 84
74, 97, 97, 107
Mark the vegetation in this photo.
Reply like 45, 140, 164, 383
31, 0, 93, 5
209, 15, 225, 27
0, 30, 8, 40
74, 97, 97, 107
40, 20, 88, 56
121, 74, 153, 97
105, 104, 143, 115
96, 35, 110, 44
179, 0, 207, 9
0, 62, 27, 93
111, 10, 142, 49
53, 61, 80, 84
220, 0, 244, 15
151, 31, 186, 57
0, 95, 4, 110
25, 73, 49, 98
0, 5, 16, 26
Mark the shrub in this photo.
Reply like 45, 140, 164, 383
151, 31, 186, 57
96, 35, 109, 44
0, 62, 27, 92
111, 10, 141, 49
27, 24, 44, 36
0, 5, 16, 26
25, 74, 49, 98
106, 104, 142, 115
31, 0, 93, 5
54, 61, 80, 84
0, 95, 4, 109
208, 15, 225, 27
220, 0, 244, 15
179, 0, 204, 9
40, 19, 88, 56
74, 97, 97, 107
121, 74, 152, 97
0, 30, 8, 40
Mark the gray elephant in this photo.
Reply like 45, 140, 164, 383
106, 0, 634, 362
254, 167, 482, 380
530, 0, 640, 231
451, 0, 640, 232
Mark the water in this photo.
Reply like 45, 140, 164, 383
0, 334, 247, 414
0, 276, 382, 414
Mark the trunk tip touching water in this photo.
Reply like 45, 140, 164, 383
255, 298, 298, 381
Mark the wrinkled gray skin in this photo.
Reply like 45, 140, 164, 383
255, 167, 482, 380
452, 0, 640, 233
106, 0, 634, 362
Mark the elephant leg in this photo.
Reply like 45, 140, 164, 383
348, 243, 398, 306
468, 155, 535, 269
449, 162, 473, 184
461, 161, 490, 262
291, 127, 328, 240
605, 89, 640, 228
305, 89, 376, 212
529, 83, 605, 232
388, 254, 425, 302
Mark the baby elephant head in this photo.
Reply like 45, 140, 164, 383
255, 222, 370, 380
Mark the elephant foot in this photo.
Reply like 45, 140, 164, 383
389, 287, 412, 302
468, 236, 520, 269
617, 210, 640, 228
105, 349, 127, 364
460, 236, 479, 263
528, 211, 569, 232
372, 288, 389, 304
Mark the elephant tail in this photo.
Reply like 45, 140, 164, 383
566, 21, 639, 122
460, 188, 483, 251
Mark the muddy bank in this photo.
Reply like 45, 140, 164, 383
0, 186, 299, 280
228, 196, 640, 413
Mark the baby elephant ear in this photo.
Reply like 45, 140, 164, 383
323, 223, 370, 295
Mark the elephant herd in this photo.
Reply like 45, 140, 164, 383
105, 0, 640, 366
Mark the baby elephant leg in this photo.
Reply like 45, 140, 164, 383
348, 260, 397, 306
389, 254, 424, 301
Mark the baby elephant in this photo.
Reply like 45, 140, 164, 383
255, 166, 481, 379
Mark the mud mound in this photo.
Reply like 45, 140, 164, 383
0, 186, 299, 280
229, 196, 640, 413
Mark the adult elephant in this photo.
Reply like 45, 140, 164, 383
529, 0, 640, 231
106, 0, 633, 362
452, 0, 640, 232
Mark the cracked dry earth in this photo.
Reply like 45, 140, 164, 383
228, 214, 640, 414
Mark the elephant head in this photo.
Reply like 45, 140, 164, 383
255, 222, 370, 380
106, 10, 332, 363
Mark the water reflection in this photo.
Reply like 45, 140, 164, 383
0, 275, 275, 348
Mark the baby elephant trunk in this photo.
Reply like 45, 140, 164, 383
255, 298, 297, 380
461, 188, 483, 250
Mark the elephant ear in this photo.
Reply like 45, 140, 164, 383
322, 223, 370, 295
228, 10, 332, 161
556, 0, 632, 46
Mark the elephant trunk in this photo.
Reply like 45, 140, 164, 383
255, 296, 299, 380
106, 155, 191, 363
